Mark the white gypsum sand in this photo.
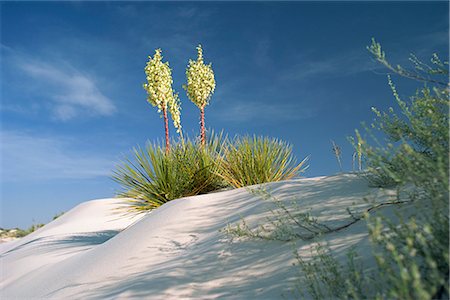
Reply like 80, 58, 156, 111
0, 174, 405, 299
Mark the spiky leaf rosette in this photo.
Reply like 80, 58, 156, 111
183, 45, 216, 109
143, 49, 182, 133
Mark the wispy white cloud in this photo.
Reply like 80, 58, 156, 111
213, 101, 316, 124
0, 130, 114, 182
2, 45, 116, 121
279, 50, 380, 82
17, 60, 116, 121
282, 31, 449, 82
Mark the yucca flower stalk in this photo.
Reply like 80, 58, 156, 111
183, 45, 216, 146
356, 134, 362, 171
143, 49, 182, 153
331, 140, 343, 172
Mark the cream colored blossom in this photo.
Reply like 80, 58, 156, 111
183, 45, 216, 109
143, 49, 182, 132
168, 93, 182, 133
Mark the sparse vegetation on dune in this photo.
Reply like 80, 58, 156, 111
113, 38, 448, 299
113, 134, 227, 211
114, 45, 308, 211
218, 136, 308, 188
113, 133, 307, 211
223, 40, 449, 299
0, 225, 44, 240
359, 39, 449, 299
1, 212, 64, 240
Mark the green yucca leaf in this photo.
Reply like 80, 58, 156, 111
113, 133, 308, 211
217, 136, 308, 188
112, 133, 228, 212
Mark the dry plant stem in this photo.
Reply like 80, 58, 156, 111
200, 105, 206, 146
331, 200, 410, 233
249, 198, 411, 242
163, 105, 170, 154
293, 200, 412, 240
278, 200, 331, 234
377, 59, 448, 87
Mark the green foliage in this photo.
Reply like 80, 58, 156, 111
113, 134, 308, 211
358, 41, 449, 299
367, 209, 448, 299
294, 244, 365, 300
360, 40, 448, 188
0, 210, 66, 239
52, 212, 65, 220
223, 41, 449, 300
360, 76, 449, 187
222, 185, 387, 299
367, 38, 448, 87
293, 42, 449, 300
0, 223, 45, 239
218, 136, 308, 188
353, 135, 363, 172
112, 134, 227, 211
14, 224, 44, 237
223, 187, 333, 242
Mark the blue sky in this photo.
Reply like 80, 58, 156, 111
1, 1, 448, 228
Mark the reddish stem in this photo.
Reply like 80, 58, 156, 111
200, 106, 205, 146
163, 105, 170, 154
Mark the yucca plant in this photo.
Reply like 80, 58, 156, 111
183, 45, 216, 146
143, 49, 182, 153
172, 131, 228, 196
112, 144, 176, 210
330, 139, 343, 172
218, 136, 308, 188
113, 134, 228, 211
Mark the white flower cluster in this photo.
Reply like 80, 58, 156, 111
143, 49, 182, 132
168, 93, 182, 133
184, 45, 216, 109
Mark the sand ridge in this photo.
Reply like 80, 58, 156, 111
0, 174, 398, 299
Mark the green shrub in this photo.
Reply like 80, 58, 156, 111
357, 40, 449, 299
174, 133, 228, 196
292, 42, 450, 300
360, 87, 449, 298
113, 134, 308, 210
223, 41, 449, 299
356, 76, 449, 189
11, 223, 45, 238
218, 135, 308, 188
52, 212, 65, 220
112, 134, 227, 211
294, 244, 365, 300
295, 41, 449, 300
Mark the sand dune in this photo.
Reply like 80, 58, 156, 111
1, 174, 399, 299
